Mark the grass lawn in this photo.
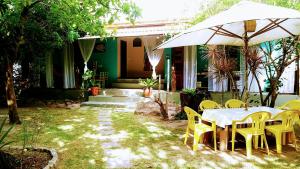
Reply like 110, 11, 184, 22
0, 106, 300, 169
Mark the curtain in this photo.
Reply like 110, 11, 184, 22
45, 51, 54, 88
78, 39, 96, 71
63, 43, 75, 89
208, 75, 228, 92
208, 55, 228, 92
279, 62, 295, 93
143, 36, 163, 79
183, 46, 197, 89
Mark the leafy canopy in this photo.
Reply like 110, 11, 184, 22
0, 0, 140, 60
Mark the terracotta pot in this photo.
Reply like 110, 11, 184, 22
91, 87, 100, 96
143, 87, 151, 97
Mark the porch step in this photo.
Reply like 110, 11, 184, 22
116, 78, 165, 83
88, 95, 142, 102
112, 78, 164, 89
101, 89, 143, 97
81, 89, 146, 108
81, 101, 137, 108
112, 82, 142, 89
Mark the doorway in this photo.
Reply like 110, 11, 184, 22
172, 47, 184, 90
120, 40, 127, 78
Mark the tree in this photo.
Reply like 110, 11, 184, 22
247, 37, 299, 107
0, 0, 140, 124
260, 38, 299, 107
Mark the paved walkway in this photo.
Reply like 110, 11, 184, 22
97, 108, 133, 168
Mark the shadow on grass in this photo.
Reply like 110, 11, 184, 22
111, 111, 300, 169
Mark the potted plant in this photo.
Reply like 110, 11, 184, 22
179, 88, 211, 116
89, 69, 101, 96
81, 70, 93, 100
139, 78, 157, 97
90, 78, 100, 96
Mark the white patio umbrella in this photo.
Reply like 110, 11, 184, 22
157, 0, 300, 108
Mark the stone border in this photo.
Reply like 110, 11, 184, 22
8, 146, 58, 169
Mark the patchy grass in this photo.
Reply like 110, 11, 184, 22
0, 107, 105, 169
0, 106, 299, 169
112, 112, 300, 169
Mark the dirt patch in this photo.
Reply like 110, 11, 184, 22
1, 148, 52, 169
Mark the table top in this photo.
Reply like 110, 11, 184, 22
202, 106, 282, 128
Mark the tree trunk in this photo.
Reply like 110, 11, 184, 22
269, 92, 278, 108
155, 97, 168, 120
252, 71, 264, 106
6, 62, 21, 124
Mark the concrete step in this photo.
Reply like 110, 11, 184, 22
89, 95, 143, 102
111, 82, 142, 89
101, 88, 143, 97
116, 78, 165, 83
81, 101, 136, 108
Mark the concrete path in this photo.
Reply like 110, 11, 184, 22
97, 108, 133, 168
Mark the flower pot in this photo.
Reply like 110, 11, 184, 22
91, 87, 100, 96
143, 88, 151, 97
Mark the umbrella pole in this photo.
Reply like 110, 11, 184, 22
244, 36, 249, 110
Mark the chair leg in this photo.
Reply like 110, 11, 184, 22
261, 135, 264, 149
245, 135, 253, 157
292, 131, 297, 151
254, 135, 259, 149
213, 130, 217, 151
263, 134, 269, 155
232, 131, 236, 152
275, 132, 282, 154
184, 128, 189, 145
193, 131, 200, 151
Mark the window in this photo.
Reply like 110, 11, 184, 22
133, 38, 142, 47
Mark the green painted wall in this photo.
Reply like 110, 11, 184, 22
164, 48, 172, 88
89, 38, 118, 87
196, 45, 208, 87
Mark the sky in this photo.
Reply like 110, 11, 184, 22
127, 0, 212, 22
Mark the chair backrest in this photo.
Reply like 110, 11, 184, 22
184, 106, 202, 130
225, 99, 245, 108
272, 110, 299, 131
278, 100, 300, 111
199, 100, 221, 111
243, 111, 271, 134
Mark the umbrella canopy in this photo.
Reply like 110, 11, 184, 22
157, 0, 300, 48
157, 0, 300, 108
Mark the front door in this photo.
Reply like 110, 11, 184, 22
120, 40, 127, 78
172, 47, 184, 90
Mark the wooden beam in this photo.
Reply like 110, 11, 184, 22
268, 19, 294, 36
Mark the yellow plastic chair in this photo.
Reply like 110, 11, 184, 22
225, 99, 246, 108
265, 110, 299, 153
184, 106, 217, 151
277, 100, 300, 111
232, 111, 271, 157
199, 100, 221, 111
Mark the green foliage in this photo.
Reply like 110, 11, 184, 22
81, 69, 93, 89
0, 118, 14, 150
0, 0, 140, 62
139, 78, 158, 88
182, 88, 196, 96
21, 120, 42, 150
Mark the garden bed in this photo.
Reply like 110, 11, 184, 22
0, 147, 58, 169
